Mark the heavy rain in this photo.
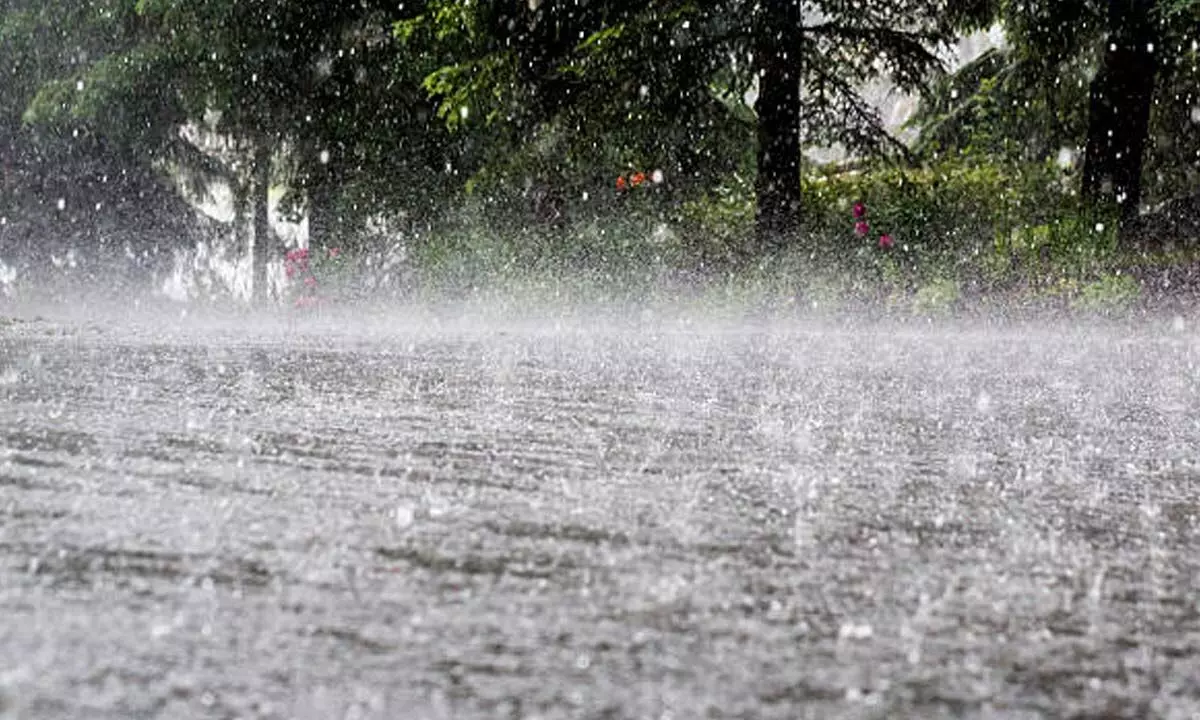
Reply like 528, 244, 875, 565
3, 1, 1200, 719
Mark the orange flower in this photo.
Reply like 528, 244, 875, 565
616, 175, 627, 191
631, 171, 646, 187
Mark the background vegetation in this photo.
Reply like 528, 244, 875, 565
2, 0, 1199, 311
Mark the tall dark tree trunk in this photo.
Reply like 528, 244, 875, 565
1081, 0, 1158, 241
251, 141, 271, 302
232, 173, 250, 297
754, 0, 802, 256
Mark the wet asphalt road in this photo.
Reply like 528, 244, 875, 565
3, 307, 1200, 719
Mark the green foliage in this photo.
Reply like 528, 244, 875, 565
911, 0, 1200, 210
790, 155, 1159, 313
399, 0, 757, 205
909, 48, 1091, 164
0, 0, 205, 261
4, 0, 1200, 317
800, 1, 963, 155
1161, 0, 1200, 15
912, 277, 961, 315
800, 158, 1077, 282
676, 174, 757, 267
398, 198, 690, 302
1067, 273, 1141, 312
992, 213, 1120, 283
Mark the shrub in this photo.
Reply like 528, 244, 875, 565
989, 213, 1120, 289
800, 158, 1078, 282
1072, 273, 1140, 312
674, 173, 756, 268
912, 277, 961, 315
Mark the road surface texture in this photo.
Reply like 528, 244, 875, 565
2, 306, 1200, 719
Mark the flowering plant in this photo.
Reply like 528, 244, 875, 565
615, 168, 664, 192
851, 201, 894, 250
284, 246, 346, 308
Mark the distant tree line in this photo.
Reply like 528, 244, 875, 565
2, 1, 1198, 297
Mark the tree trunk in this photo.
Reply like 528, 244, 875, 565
753, 0, 802, 256
251, 141, 271, 302
232, 174, 250, 299
1081, 0, 1157, 240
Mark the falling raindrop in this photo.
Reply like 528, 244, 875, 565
394, 504, 416, 529
838, 622, 874, 642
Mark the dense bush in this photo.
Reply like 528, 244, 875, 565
800, 158, 1082, 279
314, 154, 1190, 314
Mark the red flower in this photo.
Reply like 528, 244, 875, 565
878, 233, 894, 249
616, 175, 627, 191
630, 171, 646, 187
853, 202, 867, 219
854, 221, 870, 236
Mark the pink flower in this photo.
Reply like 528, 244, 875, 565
304, 275, 318, 287
878, 233, 894, 249
853, 202, 867, 219
854, 221, 870, 236
328, 247, 341, 259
